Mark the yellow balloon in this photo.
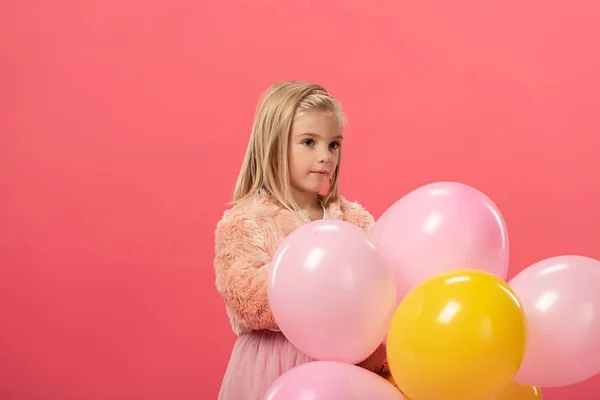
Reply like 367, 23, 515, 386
382, 371, 409, 397
493, 382, 542, 400
386, 269, 528, 400
385, 373, 398, 388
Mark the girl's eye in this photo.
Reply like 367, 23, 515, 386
329, 141, 340, 150
301, 139, 314, 147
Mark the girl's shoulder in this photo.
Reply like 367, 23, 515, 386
213, 194, 278, 257
336, 195, 376, 231
216, 193, 277, 233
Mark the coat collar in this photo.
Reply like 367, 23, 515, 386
254, 189, 344, 237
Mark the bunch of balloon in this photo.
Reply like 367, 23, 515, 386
263, 181, 600, 400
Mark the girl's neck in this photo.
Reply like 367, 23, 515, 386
292, 188, 321, 211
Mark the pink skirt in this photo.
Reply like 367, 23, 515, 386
217, 329, 314, 400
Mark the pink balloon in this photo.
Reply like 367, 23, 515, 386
370, 181, 509, 300
509, 255, 600, 387
264, 361, 405, 400
268, 220, 396, 364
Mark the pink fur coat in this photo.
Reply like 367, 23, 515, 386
214, 190, 386, 372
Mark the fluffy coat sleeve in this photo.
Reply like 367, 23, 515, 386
214, 206, 278, 332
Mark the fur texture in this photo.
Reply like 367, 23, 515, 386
214, 190, 386, 372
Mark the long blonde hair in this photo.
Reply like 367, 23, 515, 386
233, 81, 346, 211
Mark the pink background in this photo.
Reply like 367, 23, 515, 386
1, 0, 599, 399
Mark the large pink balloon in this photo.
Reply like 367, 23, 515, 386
509, 255, 600, 387
268, 220, 396, 364
264, 361, 405, 400
370, 181, 509, 299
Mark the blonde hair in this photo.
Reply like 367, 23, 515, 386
233, 81, 346, 211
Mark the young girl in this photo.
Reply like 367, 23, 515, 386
214, 81, 386, 400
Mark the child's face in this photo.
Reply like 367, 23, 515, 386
288, 112, 342, 198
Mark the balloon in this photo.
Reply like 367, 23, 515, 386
509, 255, 600, 387
493, 382, 542, 400
382, 370, 404, 394
385, 373, 398, 389
386, 269, 527, 400
264, 361, 405, 400
268, 219, 396, 364
370, 182, 509, 300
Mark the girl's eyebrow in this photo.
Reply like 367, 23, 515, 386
295, 132, 344, 140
